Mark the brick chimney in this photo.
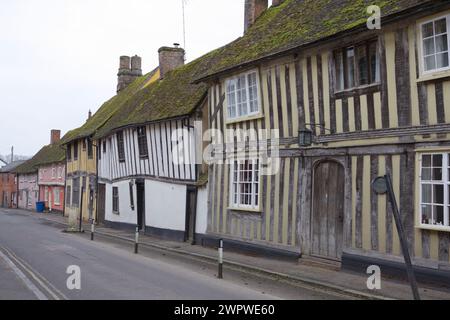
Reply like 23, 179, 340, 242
244, 0, 268, 33
272, 0, 284, 6
158, 44, 185, 80
117, 55, 142, 93
50, 130, 61, 145
131, 55, 142, 77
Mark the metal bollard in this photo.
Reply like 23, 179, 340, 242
218, 239, 223, 279
134, 226, 139, 254
90, 220, 95, 241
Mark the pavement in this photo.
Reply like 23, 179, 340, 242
2, 208, 450, 300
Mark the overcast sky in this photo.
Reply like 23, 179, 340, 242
0, 0, 268, 157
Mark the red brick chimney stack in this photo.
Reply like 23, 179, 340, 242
50, 130, 61, 145
244, 0, 268, 33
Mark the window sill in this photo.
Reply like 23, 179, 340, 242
415, 146, 450, 153
113, 211, 120, 215
225, 114, 264, 126
416, 70, 450, 83
416, 224, 450, 233
227, 206, 262, 214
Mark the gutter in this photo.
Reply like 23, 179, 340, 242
193, 1, 449, 83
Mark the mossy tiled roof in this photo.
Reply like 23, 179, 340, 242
61, 68, 160, 145
94, 54, 212, 139
14, 141, 66, 174
0, 161, 26, 173
194, 0, 434, 81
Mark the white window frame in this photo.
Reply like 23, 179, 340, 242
419, 14, 450, 75
229, 159, 260, 210
54, 188, 60, 205
225, 70, 261, 122
419, 152, 450, 230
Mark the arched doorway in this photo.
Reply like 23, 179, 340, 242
311, 160, 345, 260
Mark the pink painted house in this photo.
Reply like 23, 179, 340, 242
38, 161, 65, 213
37, 130, 66, 213
15, 130, 66, 212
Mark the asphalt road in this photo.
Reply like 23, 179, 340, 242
0, 209, 340, 300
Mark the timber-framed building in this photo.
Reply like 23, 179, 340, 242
195, 0, 450, 283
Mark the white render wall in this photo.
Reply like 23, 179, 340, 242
195, 186, 208, 235
145, 179, 186, 232
104, 179, 187, 232
105, 180, 138, 226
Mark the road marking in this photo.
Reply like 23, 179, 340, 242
0, 248, 48, 300
0, 245, 68, 300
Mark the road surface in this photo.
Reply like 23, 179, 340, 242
0, 209, 339, 300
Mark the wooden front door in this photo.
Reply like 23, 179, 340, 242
312, 161, 345, 260
97, 184, 106, 224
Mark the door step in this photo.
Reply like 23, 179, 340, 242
298, 255, 342, 271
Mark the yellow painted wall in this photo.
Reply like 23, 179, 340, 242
65, 138, 97, 221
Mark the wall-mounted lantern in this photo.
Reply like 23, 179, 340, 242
298, 123, 334, 147
298, 129, 313, 147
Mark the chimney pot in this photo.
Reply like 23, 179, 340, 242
244, 0, 268, 33
119, 56, 130, 70
131, 55, 142, 76
50, 130, 61, 145
158, 46, 185, 80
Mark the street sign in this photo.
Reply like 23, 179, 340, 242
372, 176, 388, 194
373, 174, 421, 300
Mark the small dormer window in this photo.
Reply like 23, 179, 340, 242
226, 70, 260, 121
